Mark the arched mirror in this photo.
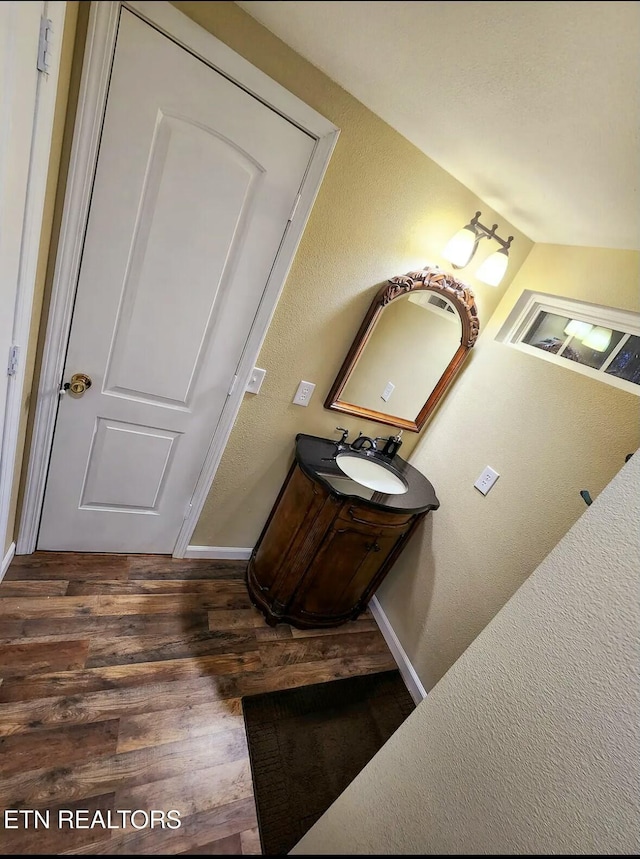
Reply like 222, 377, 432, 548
325, 267, 479, 431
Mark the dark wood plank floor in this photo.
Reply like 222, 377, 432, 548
0, 552, 397, 855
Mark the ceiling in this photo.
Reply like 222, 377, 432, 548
237, 1, 640, 250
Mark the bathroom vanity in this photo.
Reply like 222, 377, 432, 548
247, 433, 439, 628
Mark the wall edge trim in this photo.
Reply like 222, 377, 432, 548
1, 542, 16, 583
184, 544, 252, 560
370, 595, 427, 704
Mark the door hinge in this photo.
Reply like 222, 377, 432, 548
7, 345, 19, 377
227, 374, 239, 396
184, 500, 193, 520
37, 17, 53, 73
288, 193, 301, 223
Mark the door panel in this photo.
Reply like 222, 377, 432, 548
38, 9, 315, 552
79, 418, 180, 512
103, 112, 262, 407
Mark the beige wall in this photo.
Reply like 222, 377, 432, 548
342, 296, 460, 421
295, 451, 640, 855
4, 1, 83, 555
172, 1, 533, 548
377, 243, 640, 690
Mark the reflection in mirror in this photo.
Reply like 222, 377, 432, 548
325, 267, 480, 432
342, 293, 462, 422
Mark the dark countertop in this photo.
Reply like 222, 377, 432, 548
295, 433, 440, 515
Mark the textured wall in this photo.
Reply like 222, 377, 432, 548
295, 452, 640, 855
376, 244, 640, 690
4, 1, 82, 554
168, 1, 532, 548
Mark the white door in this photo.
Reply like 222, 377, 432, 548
38, 9, 315, 553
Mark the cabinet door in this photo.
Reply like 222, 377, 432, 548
291, 521, 406, 619
251, 464, 337, 597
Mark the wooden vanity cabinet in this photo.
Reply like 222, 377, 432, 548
247, 462, 425, 629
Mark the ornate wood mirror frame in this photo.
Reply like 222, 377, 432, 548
324, 267, 480, 432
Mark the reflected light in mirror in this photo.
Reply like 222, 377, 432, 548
475, 247, 509, 286
581, 326, 613, 352
564, 319, 594, 339
442, 226, 476, 267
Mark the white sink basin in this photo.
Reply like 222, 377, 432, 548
335, 453, 408, 495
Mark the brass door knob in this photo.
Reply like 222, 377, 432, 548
64, 373, 92, 395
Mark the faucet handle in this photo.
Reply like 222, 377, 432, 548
335, 426, 349, 444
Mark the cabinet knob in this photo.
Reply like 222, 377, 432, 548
365, 541, 381, 553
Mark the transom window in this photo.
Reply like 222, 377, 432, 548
497, 291, 640, 395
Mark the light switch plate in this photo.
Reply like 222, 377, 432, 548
246, 366, 266, 394
474, 465, 500, 496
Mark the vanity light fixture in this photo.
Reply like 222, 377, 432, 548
442, 211, 514, 286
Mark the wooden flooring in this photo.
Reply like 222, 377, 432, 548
0, 552, 397, 855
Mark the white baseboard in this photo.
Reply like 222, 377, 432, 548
184, 545, 253, 560
1, 541, 16, 583
369, 595, 427, 704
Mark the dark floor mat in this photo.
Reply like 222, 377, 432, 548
242, 670, 415, 855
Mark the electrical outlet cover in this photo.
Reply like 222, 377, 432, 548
474, 466, 499, 496
293, 380, 316, 406
381, 381, 395, 402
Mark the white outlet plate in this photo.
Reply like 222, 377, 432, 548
474, 465, 500, 496
245, 366, 266, 394
381, 381, 395, 402
293, 380, 316, 406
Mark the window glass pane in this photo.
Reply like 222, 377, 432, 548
605, 335, 640, 385
563, 329, 625, 370
522, 311, 571, 354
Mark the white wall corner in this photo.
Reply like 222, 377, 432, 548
369, 595, 427, 704
184, 545, 253, 560
1, 542, 16, 583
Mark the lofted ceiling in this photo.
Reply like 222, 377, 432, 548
237, 1, 640, 250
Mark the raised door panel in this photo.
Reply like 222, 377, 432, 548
104, 113, 262, 408
79, 418, 180, 513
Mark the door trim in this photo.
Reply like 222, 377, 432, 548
17, 0, 339, 556
1, 1, 67, 558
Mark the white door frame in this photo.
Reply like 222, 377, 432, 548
17, 0, 338, 557
1, 1, 67, 571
